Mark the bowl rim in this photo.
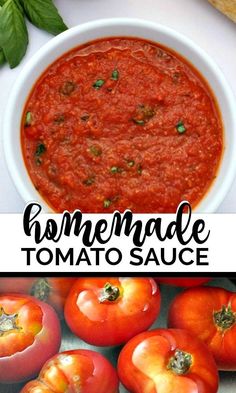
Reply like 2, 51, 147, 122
3, 17, 236, 213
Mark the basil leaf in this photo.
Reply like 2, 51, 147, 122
0, 47, 5, 65
0, 0, 28, 68
20, 0, 68, 35
0, 0, 23, 13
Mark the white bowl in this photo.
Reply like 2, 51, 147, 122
3, 18, 236, 212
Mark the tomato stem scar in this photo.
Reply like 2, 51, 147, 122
0, 308, 20, 335
99, 282, 120, 303
213, 305, 236, 330
31, 278, 51, 302
167, 349, 192, 375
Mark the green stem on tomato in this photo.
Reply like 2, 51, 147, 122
213, 305, 236, 330
167, 349, 192, 375
99, 282, 120, 303
0, 308, 20, 335
30, 278, 51, 302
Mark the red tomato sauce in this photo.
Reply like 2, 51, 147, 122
21, 38, 223, 213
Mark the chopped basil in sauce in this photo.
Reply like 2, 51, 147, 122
137, 164, 143, 175
132, 119, 145, 125
111, 69, 119, 81
35, 143, 46, 157
110, 166, 123, 174
176, 121, 186, 134
127, 160, 135, 167
103, 199, 112, 208
132, 104, 155, 125
90, 145, 102, 156
25, 111, 32, 127
83, 176, 95, 186
93, 79, 105, 89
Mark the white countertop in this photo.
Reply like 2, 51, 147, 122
1, 0, 236, 213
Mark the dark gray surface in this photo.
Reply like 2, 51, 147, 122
1, 278, 236, 392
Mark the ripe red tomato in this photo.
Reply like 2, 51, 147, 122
0, 294, 61, 383
155, 277, 211, 287
168, 286, 236, 370
64, 277, 161, 346
0, 277, 76, 317
20, 349, 119, 393
118, 328, 219, 393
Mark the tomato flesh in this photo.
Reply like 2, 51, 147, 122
0, 294, 61, 383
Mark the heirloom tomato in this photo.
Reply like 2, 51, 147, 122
20, 349, 119, 393
0, 277, 76, 317
118, 328, 219, 393
65, 277, 161, 346
0, 294, 61, 383
168, 286, 236, 370
155, 277, 211, 287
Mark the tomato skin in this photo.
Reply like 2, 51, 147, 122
155, 278, 211, 287
118, 328, 219, 393
168, 286, 236, 370
20, 349, 119, 393
0, 294, 61, 383
64, 277, 161, 346
0, 277, 76, 317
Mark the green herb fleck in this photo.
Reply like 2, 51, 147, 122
137, 164, 143, 175
35, 143, 46, 157
60, 81, 76, 96
90, 145, 102, 157
132, 119, 145, 126
25, 111, 32, 127
93, 79, 105, 89
127, 160, 135, 167
36, 158, 42, 166
83, 176, 95, 186
104, 199, 112, 208
176, 121, 186, 134
110, 166, 123, 174
80, 114, 90, 121
111, 69, 119, 81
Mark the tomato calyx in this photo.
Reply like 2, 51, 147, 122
99, 282, 120, 303
167, 349, 192, 375
31, 278, 51, 301
213, 305, 236, 330
0, 307, 20, 335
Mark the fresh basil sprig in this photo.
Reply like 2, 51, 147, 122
20, 0, 68, 35
0, 0, 28, 68
0, 0, 68, 69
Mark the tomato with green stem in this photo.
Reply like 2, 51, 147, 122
0, 294, 61, 383
118, 328, 219, 393
20, 349, 119, 393
168, 286, 236, 370
64, 277, 161, 346
0, 277, 76, 317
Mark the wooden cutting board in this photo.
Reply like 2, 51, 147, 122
209, 0, 236, 22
